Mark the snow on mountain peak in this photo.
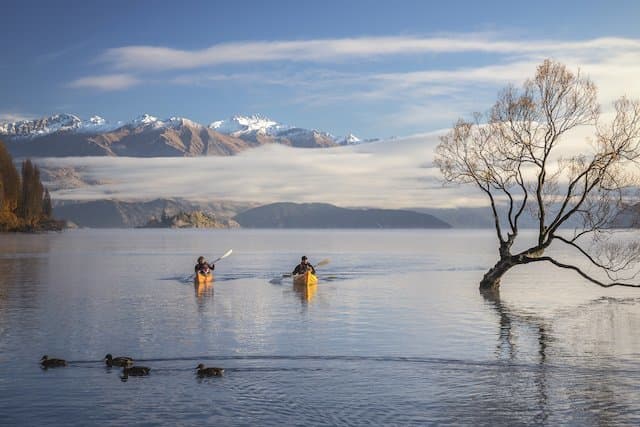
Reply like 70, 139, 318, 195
166, 116, 201, 128
209, 114, 289, 136
338, 133, 362, 145
88, 115, 106, 125
0, 113, 82, 138
77, 115, 122, 133
132, 113, 159, 125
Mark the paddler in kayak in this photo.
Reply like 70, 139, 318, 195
195, 256, 215, 275
292, 255, 315, 275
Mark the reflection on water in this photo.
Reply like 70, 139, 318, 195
292, 282, 317, 303
481, 288, 550, 424
194, 281, 214, 313
194, 281, 214, 298
1, 229, 640, 425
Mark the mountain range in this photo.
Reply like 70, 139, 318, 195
0, 113, 366, 157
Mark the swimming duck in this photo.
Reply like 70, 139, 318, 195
196, 364, 224, 377
104, 353, 133, 367
122, 366, 150, 376
40, 355, 67, 368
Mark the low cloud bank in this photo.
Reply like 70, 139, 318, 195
38, 133, 479, 209
37, 126, 613, 210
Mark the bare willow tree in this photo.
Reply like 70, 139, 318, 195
434, 59, 640, 290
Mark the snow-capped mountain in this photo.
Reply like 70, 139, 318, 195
209, 114, 288, 137
78, 115, 122, 133
126, 114, 203, 130
0, 114, 123, 137
209, 115, 362, 147
131, 113, 160, 126
0, 113, 366, 157
0, 113, 82, 137
337, 133, 361, 145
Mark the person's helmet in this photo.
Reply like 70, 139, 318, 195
198, 256, 205, 263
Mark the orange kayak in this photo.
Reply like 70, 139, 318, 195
292, 270, 318, 286
195, 271, 213, 284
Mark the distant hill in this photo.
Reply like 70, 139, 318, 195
53, 198, 255, 228
140, 210, 240, 229
608, 203, 640, 228
415, 206, 585, 229
233, 202, 451, 228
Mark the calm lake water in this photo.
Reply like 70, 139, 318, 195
1, 229, 640, 426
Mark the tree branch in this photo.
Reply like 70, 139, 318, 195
533, 256, 640, 288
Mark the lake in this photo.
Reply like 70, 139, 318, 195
1, 229, 640, 425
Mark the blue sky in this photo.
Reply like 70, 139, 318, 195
2, 0, 640, 139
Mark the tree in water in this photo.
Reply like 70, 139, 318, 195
434, 59, 640, 290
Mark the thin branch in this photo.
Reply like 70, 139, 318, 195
533, 256, 640, 288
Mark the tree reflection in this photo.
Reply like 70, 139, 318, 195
481, 288, 549, 424
480, 288, 640, 425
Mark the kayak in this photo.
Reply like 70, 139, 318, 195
292, 270, 318, 286
195, 270, 213, 284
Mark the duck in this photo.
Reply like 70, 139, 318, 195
196, 363, 224, 377
104, 353, 134, 367
40, 355, 67, 368
122, 366, 150, 376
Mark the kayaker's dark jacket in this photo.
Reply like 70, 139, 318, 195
195, 262, 215, 273
292, 262, 315, 275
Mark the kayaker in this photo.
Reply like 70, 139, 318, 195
292, 256, 315, 275
195, 256, 215, 274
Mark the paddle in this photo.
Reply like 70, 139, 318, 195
283, 258, 330, 278
210, 249, 233, 264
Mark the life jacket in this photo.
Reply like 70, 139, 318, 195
196, 263, 211, 274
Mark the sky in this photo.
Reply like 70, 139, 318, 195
2, 0, 640, 140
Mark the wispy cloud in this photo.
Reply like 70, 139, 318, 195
35, 41, 92, 64
67, 33, 640, 135
99, 35, 640, 71
0, 111, 35, 123
67, 73, 141, 91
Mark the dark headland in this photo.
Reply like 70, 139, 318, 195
233, 202, 451, 229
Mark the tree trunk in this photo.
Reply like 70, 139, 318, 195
479, 257, 515, 290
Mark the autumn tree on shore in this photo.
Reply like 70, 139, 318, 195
19, 159, 44, 224
0, 139, 55, 231
434, 60, 640, 290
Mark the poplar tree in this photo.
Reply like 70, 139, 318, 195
42, 188, 52, 218
0, 140, 20, 212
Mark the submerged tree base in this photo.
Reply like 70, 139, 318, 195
479, 258, 516, 290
